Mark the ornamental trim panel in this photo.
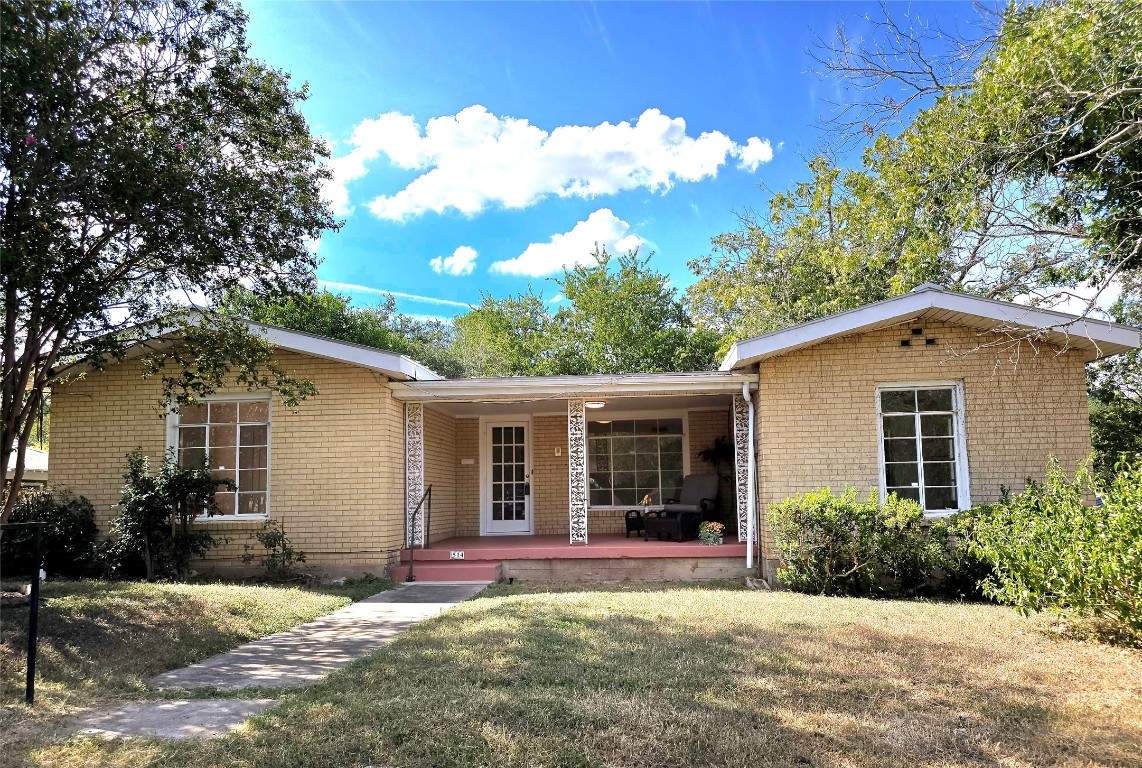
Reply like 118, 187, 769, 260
732, 394, 750, 543
405, 402, 425, 547
567, 398, 588, 544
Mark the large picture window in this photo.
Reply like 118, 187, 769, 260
587, 417, 685, 507
877, 384, 968, 514
176, 399, 270, 517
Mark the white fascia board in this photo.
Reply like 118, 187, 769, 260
248, 323, 442, 381
720, 289, 1141, 369
389, 372, 757, 401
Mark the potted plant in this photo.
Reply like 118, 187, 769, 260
699, 521, 725, 546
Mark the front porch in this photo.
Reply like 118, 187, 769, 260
397, 534, 751, 583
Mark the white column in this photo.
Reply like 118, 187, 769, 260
567, 398, 589, 544
732, 394, 751, 543
405, 402, 425, 547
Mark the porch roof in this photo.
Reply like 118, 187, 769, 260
389, 370, 756, 402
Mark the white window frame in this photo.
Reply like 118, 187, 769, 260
165, 392, 272, 521
875, 381, 971, 517
585, 409, 691, 511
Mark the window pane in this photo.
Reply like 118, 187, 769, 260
636, 470, 659, 488
921, 414, 953, 437
514, 446, 525, 463
922, 438, 955, 461
492, 502, 503, 520
881, 390, 916, 413
588, 421, 611, 436
209, 446, 236, 470
883, 438, 917, 462
240, 425, 267, 447
614, 488, 637, 505
492, 484, 502, 502
637, 487, 659, 504
209, 402, 237, 424
882, 415, 916, 438
658, 418, 684, 435
660, 452, 683, 471
179, 447, 206, 468
514, 427, 524, 443
636, 452, 660, 471
924, 462, 956, 486
612, 437, 635, 455
635, 420, 658, 435
885, 462, 919, 487
236, 493, 265, 516
212, 468, 236, 486
888, 487, 921, 503
917, 389, 953, 412
662, 471, 684, 499
492, 465, 502, 482
239, 401, 269, 422
634, 436, 657, 454
613, 472, 636, 489
590, 489, 612, 506
492, 446, 502, 463
179, 426, 206, 449
612, 420, 636, 436
214, 493, 236, 516
660, 436, 683, 455
210, 424, 237, 447
926, 487, 958, 510
612, 453, 636, 471
239, 445, 267, 469
239, 469, 267, 493
180, 403, 208, 424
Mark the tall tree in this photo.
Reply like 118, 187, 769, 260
223, 289, 464, 378
452, 290, 561, 377
1, 0, 336, 521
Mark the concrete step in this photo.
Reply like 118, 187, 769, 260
392, 560, 501, 583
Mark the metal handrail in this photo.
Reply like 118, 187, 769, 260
404, 485, 432, 582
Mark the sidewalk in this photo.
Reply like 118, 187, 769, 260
76, 583, 487, 739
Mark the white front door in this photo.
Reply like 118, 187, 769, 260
483, 421, 532, 534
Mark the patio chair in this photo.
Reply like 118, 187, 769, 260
643, 474, 719, 542
624, 509, 646, 538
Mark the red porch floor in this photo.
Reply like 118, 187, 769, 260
404, 533, 747, 561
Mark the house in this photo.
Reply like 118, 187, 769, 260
46, 284, 1140, 583
5, 447, 49, 487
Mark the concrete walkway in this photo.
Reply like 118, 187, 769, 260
75, 583, 486, 739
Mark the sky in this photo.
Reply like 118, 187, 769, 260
242, 1, 979, 321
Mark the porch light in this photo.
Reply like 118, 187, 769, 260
584, 401, 606, 409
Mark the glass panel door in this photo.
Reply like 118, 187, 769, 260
485, 422, 531, 534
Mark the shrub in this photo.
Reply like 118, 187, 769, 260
970, 457, 1142, 643
0, 487, 99, 578
930, 508, 994, 601
100, 449, 228, 580
769, 488, 944, 598
242, 520, 308, 581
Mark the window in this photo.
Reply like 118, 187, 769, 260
176, 399, 270, 517
587, 417, 685, 507
877, 384, 968, 514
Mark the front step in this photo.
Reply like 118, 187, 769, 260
392, 560, 501, 583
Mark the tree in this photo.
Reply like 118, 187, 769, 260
222, 289, 464, 378
1, 0, 336, 521
452, 248, 719, 377
557, 247, 720, 374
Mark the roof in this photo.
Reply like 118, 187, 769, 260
720, 284, 1141, 370
5, 447, 48, 480
389, 371, 756, 401
247, 321, 441, 381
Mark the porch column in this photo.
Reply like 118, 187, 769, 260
567, 398, 589, 544
732, 395, 751, 543
405, 402, 425, 548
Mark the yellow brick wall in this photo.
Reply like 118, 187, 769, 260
49, 351, 408, 573
754, 320, 1091, 560
455, 418, 480, 536
531, 414, 570, 535
423, 407, 457, 543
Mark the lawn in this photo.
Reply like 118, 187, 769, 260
1, 577, 391, 762
26, 584, 1142, 768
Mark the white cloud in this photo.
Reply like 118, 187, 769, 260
490, 209, 645, 277
322, 105, 773, 221
734, 136, 775, 171
430, 245, 478, 276
548, 294, 565, 304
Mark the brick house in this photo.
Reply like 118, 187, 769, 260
47, 284, 1139, 582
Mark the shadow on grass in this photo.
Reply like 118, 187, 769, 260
31, 590, 1142, 768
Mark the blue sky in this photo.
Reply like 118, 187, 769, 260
243, 1, 976, 321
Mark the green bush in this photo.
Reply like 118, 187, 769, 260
769, 488, 946, 598
970, 457, 1142, 643
241, 520, 308, 581
0, 487, 99, 578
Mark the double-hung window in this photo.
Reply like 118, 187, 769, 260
175, 398, 270, 517
877, 384, 969, 514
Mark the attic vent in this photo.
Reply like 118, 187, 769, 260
900, 339, 912, 347
925, 338, 937, 346
911, 327, 924, 335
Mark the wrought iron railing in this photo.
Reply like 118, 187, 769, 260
403, 485, 432, 582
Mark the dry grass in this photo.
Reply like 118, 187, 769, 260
0, 580, 370, 764
25, 585, 1142, 768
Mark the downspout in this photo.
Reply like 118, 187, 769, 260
743, 382, 757, 571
